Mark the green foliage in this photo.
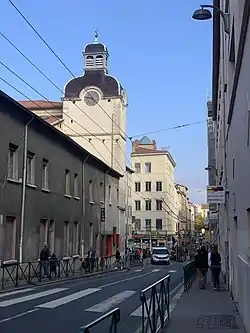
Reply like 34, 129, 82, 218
195, 213, 206, 232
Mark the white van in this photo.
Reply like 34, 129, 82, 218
151, 247, 170, 265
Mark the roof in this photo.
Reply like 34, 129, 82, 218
84, 43, 108, 54
139, 136, 152, 144
126, 166, 134, 174
0, 90, 123, 179
131, 148, 176, 167
19, 100, 62, 110
64, 71, 121, 99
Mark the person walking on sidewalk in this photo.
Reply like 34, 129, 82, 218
195, 246, 208, 289
210, 245, 221, 291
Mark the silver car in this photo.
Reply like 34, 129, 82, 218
151, 247, 170, 265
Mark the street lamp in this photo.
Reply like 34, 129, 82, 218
192, 5, 229, 34
205, 165, 218, 176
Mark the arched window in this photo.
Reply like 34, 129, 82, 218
95, 55, 104, 67
86, 56, 94, 67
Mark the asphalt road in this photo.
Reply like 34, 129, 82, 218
0, 261, 184, 333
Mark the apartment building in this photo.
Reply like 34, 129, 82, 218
194, 204, 209, 219
0, 90, 122, 262
131, 137, 176, 247
175, 184, 192, 234
210, 1, 250, 331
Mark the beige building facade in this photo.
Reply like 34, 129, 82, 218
131, 137, 177, 242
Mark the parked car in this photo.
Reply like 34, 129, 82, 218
151, 247, 170, 265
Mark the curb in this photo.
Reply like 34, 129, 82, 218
0, 265, 139, 294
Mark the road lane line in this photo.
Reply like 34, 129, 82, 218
152, 269, 161, 272
37, 288, 101, 309
168, 270, 176, 273
0, 308, 39, 323
0, 288, 34, 299
0, 288, 67, 307
86, 290, 136, 313
134, 269, 142, 272
101, 271, 153, 288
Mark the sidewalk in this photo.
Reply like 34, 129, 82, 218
166, 280, 246, 333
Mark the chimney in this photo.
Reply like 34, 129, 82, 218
132, 140, 139, 152
152, 140, 157, 150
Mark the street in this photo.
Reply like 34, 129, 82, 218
0, 262, 184, 333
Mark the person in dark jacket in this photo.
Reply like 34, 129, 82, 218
195, 246, 208, 289
210, 245, 221, 291
39, 244, 50, 278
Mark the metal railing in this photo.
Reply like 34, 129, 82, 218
0, 254, 140, 290
79, 308, 120, 333
183, 260, 197, 291
140, 274, 170, 333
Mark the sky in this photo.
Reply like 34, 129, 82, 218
0, 0, 213, 204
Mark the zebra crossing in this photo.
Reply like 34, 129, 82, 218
0, 286, 147, 317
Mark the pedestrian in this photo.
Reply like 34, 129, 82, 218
39, 244, 50, 279
195, 246, 208, 289
210, 245, 221, 291
50, 253, 58, 277
115, 248, 121, 268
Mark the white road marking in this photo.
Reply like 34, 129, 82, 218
130, 293, 160, 317
0, 288, 34, 299
152, 269, 161, 272
86, 290, 136, 313
37, 288, 100, 309
168, 270, 176, 273
0, 309, 39, 323
0, 288, 67, 307
134, 269, 142, 272
101, 271, 154, 288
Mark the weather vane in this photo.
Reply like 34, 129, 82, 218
94, 29, 98, 43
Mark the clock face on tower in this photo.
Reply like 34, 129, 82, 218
84, 90, 100, 106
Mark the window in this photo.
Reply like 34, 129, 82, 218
156, 181, 162, 191
156, 199, 162, 211
8, 143, 18, 180
95, 55, 104, 66
27, 152, 35, 185
145, 199, 151, 211
135, 163, 141, 173
42, 159, 49, 189
39, 219, 48, 253
86, 55, 94, 67
74, 173, 79, 197
89, 180, 93, 202
135, 182, 141, 192
4, 216, 16, 260
73, 221, 79, 254
145, 181, 151, 192
135, 200, 141, 211
135, 219, 141, 230
48, 220, 55, 253
156, 219, 163, 230
145, 219, 151, 231
108, 185, 112, 205
89, 223, 94, 249
145, 162, 151, 173
65, 170, 70, 195
64, 221, 70, 256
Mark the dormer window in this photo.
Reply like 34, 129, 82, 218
86, 56, 94, 67
95, 55, 104, 67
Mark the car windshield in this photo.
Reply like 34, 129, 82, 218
153, 249, 168, 255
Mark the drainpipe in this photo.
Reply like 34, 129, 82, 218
103, 168, 111, 256
19, 117, 34, 263
81, 155, 90, 258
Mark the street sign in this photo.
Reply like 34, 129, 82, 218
209, 211, 218, 220
207, 186, 225, 204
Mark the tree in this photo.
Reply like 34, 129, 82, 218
194, 213, 206, 232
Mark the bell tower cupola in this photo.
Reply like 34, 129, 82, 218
83, 31, 109, 74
